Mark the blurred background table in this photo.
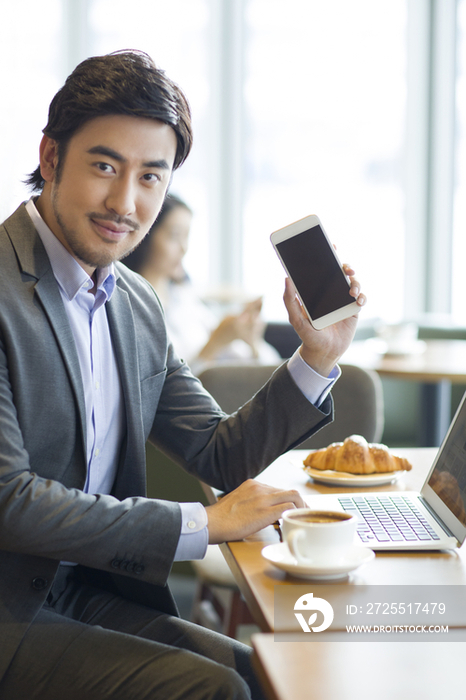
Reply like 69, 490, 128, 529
342, 339, 466, 446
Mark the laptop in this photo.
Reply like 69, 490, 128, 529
304, 391, 466, 551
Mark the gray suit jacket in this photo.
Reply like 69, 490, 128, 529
0, 203, 332, 677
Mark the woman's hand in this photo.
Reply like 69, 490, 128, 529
198, 297, 265, 361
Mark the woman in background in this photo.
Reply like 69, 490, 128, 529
123, 194, 280, 374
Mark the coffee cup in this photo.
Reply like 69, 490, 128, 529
282, 508, 357, 566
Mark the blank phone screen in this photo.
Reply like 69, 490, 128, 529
276, 225, 354, 320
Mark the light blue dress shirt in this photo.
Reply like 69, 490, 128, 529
26, 199, 338, 562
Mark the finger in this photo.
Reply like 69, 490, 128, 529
283, 278, 308, 325
343, 267, 362, 300
347, 276, 366, 306
356, 293, 366, 307
349, 278, 360, 298
244, 297, 262, 313
231, 481, 305, 510
250, 297, 263, 311
261, 500, 305, 528
260, 488, 307, 511
283, 276, 297, 302
343, 265, 366, 302
342, 263, 355, 276
270, 488, 305, 506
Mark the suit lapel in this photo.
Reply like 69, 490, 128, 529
5, 203, 147, 498
4, 204, 88, 451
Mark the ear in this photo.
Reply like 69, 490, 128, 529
39, 135, 59, 183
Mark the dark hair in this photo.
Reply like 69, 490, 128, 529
122, 193, 191, 274
26, 50, 193, 191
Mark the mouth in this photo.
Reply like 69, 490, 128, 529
89, 215, 136, 242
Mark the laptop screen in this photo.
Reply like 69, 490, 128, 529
428, 394, 466, 526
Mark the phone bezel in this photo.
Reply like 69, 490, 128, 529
270, 214, 360, 330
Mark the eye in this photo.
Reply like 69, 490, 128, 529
142, 172, 161, 184
95, 162, 115, 174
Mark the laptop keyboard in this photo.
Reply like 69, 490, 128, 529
338, 495, 441, 543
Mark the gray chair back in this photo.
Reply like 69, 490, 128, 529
197, 362, 384, 450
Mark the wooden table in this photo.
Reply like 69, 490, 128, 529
205, 448, 466, 700
251, 630, 466, 700
342, 339, 466, 445
343, 339, 466, 383
211, 448, 466, 634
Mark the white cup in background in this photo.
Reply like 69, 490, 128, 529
375, 322, 419, 354
282, 508, 357, 566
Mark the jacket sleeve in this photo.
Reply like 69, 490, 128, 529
115, 263, 334, 495
0, 332, 182, 584
148, 348, 333, 492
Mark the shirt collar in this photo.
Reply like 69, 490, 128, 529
25, 198, 116, 302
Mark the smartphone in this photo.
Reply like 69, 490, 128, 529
270, 214, 360, 330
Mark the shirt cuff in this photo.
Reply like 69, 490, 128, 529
287, 349, 341, 407
174, 502, 209, 561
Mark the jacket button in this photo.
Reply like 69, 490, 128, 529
32, 577, 49, 591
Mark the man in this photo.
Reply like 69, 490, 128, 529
0, 50, 365, 699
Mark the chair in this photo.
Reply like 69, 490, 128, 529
197, 363, 282, 414
190, 544, 256, 638
301, 362, 384, 448
191, 361, 384, 637
263, 322, 301, 358
197, 362, 384, 446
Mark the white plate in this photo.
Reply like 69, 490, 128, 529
305, 467, 404, 487
262, 542, 375, 580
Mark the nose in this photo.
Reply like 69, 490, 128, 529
179, 233, 189, 256
105, 175, 136, 218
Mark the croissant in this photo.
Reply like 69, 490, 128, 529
303, 435, 412, 475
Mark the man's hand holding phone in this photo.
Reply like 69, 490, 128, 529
284, 265, 366, 377
270, 214, 366, 378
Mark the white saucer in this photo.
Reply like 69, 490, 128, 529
305, 467, 404, 487
261, 542, 375, 580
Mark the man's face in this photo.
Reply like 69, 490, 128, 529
36, 114, 178, 275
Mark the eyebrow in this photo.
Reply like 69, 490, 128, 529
87, 145, 171, 170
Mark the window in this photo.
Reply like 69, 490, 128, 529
242, 0, 408, 322
0, 0, 462, 329
0, 0, 63, 222
453, 0, 466, 323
